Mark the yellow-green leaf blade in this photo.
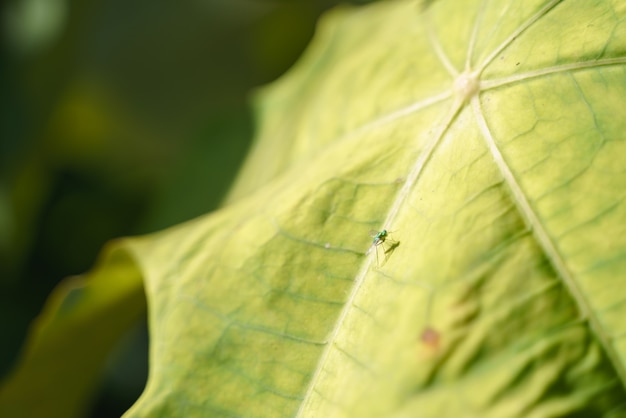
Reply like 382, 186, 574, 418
129, 0, 626, 416
126, 0, 626, 415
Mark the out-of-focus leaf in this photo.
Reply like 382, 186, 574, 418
0, 244, 145, 418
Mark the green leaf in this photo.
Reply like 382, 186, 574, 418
4, 0, 626, 416
0, 244, 145, 418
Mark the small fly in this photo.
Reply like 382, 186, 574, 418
366, 229, 398, 266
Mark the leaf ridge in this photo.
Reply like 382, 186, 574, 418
425, 19, 459, 77
477, 0, 564, 74
470, 95, 626, 389
335, 91, 453, 145
481, 57, 626, 90
295, 99, 464, 416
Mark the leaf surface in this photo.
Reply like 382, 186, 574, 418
128, 0, 626, 416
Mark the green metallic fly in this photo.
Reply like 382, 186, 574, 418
366, 229, 398, 266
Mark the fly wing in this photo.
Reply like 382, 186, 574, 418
367, 230, 382, 255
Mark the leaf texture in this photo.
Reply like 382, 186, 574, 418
127, 0, 626, 416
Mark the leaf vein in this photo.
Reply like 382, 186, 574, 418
471, 95, 626, 389
481, 57, 626, 90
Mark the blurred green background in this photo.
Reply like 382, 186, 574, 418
0, 0, 374, 416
